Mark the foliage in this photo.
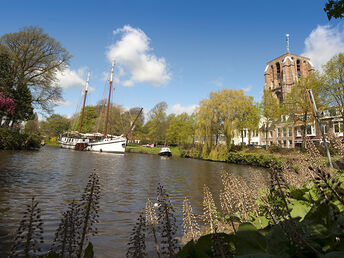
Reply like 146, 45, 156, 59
72, 106, 97, 134
145, 102, 168, 144
9, 171, 100, 258
179, 166, 344, 257
24, 113, 40, 135
321, 53, 344, 127
196, 89, 258, 150
0, 128, 41, 150
166, 112, 195, 145
40, 114, 70, 138
0, 26, 71, 125
283, 73, 322, 142
324, 0, 344, 20
260, 90, 283, 146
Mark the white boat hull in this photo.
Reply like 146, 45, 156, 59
87, 137, 126, 153
58, 137, 90, 150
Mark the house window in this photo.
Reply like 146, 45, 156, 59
278, 140, 282, 146
269, 131, 273, 137
278, 128, 281, 137
283, 140, 287, 147
334, 122, 342, 133
288, 127, 292, 136
283, 128, 287, 137
289, 140, 293, 148
296, 127, 302, 137
306, 125, 315, 136
270, 141, 273, 146
322, 124, 328, 134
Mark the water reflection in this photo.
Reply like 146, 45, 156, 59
0, 146, 267, 257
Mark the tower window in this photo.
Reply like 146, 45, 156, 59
276, 62, 281, 79
297, 60, 301, 77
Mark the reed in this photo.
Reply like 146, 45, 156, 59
9, 197, 44, 258
202, 184, 218, 233
77, 171, 101, 258
145, 199, 161, 258
127, 212, 147, 258
182, 198, 200, 242
156, 184, 179, 257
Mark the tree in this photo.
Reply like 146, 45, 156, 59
72, 106, 97, 133
196, 89, 254, 148
0, 26, 71, 126
146, 102, 168, 145
40, 114, 70, 138
166, 112, 194, 145
321, 53, 344, 128
283, 73, 322, 143
235, 102, 260, 144
260, 90, 283, 147
324, 0, 344, 20
24, 113, 40, 135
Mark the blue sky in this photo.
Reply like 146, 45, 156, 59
1, 0, 343, 119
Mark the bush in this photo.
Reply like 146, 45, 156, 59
0, 128, 41, 150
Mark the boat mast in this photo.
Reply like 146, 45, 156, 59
104, 61, 115, 138
78, 72, 90, 135
125, 107, 144, 138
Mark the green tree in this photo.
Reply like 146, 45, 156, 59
146, 102, 168, 145
72, 106, 97, 134
260, 90, 283, 147
324, 0, 344, 20
196, 89, 254, 148
236, 102, 260, 144
24, 113, 40, 135
0, 26, 71, 126
166, 112, 194, 145
321, 53, 344, 128
41, 114, 70, 138
283, 73, 322, 143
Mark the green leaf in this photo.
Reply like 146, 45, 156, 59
289, 199, 312, 221
44, 252, 60, 258
236, 223, 267, 255
325, 251, 344, 257
84, 242, 94, 258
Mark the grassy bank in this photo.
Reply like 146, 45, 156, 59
126, 145, 181, 156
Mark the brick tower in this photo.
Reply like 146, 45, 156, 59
264, 34, 314, 104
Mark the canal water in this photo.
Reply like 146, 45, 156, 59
0, 146, 267, 257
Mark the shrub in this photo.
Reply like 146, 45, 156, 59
0, 128, 41, 150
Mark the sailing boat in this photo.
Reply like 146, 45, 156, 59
86, 62, 127, 153
58, 73, 91, 150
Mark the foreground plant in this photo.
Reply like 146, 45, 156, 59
9, 197, 44, 258
182, 198, 200, 242
145, 199, 161, 257
127, 213, 147, 258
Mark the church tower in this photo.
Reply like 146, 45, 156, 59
264, 34, 314, 104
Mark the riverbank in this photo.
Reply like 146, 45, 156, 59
126, 145, 181, 156
0, 128, 41, 150
126, 144, 283, 168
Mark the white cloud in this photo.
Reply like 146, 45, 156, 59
211, 77, 223, 87
242, 86, 251, 93
106, 25, 171, 87
302, 25, 344, 69
55, 99, 73, 106
56, 67, 94, 92
170, 104, 198, 115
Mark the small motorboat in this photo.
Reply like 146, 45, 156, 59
158, 147, 172, 157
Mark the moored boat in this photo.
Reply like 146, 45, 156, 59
158, 147, 172, 157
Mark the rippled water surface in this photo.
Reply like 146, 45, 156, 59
0, 146, 267, 257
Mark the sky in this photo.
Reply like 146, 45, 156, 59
1, 0, 343, 119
